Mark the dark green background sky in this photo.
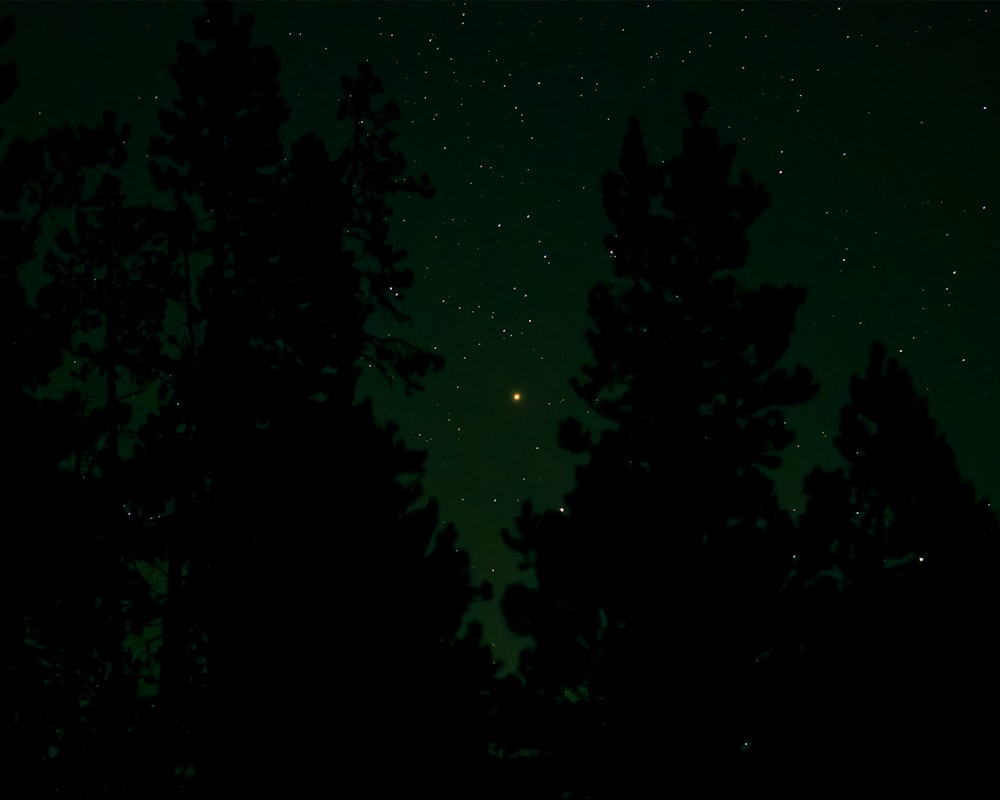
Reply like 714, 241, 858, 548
5, 1, 998, 667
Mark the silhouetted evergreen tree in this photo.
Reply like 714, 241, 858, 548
35, 147, 188, 795
764, 341, 1000, 782
39, 167, 174, 478
137, 2, 494, 794
501, 94, 817, 795
0, 15, 71, 791
6, 1, 498, 794
0, 14, 162, 796
141, 8, 295, 784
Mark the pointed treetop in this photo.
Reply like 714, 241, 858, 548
683, 91, 709, 126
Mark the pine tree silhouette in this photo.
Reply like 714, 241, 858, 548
7, 2, 498, 794
501, 95, 817, 795
1, 14, 161, 796
769, 341, 1000, 782
138, 2, 494, 794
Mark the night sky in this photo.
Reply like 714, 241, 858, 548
6, 1, 999, 668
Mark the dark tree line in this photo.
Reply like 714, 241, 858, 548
498, 96, 1000, 794
4, 3, 491, 797
3, 2, 998, 797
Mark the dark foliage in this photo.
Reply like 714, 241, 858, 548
1, 15, 163, 797
501, 95, 817, 795
6, 3, 999, 795
140, 3, 494, 795
761, 342, 1000, 783
5, 2, 494, 797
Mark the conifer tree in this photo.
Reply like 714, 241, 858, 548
771, 341, 1000, 780
0, 13, 159, 796
502, 94, 817, 794
140, 2, 494, 793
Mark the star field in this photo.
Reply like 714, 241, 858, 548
6, 1, 999, 667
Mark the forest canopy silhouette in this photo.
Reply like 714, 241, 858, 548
3, 3, 998, 797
